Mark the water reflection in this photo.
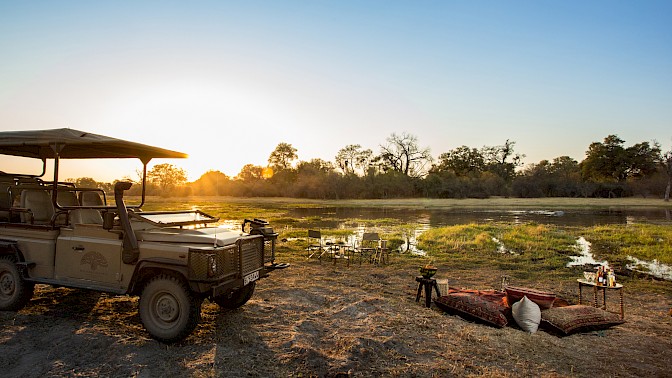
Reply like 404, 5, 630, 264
566, 236, 672, 281
566, 237, 607, 267
287, 207, 672, 228
627, 256, 672, 281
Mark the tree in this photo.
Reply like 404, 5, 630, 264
481, 139, 524, 181
433, 146, 485, 176
147, 163, 188, 195
191, 170, 230, 195
296, 159, 334, 175
581, 135, 660, 182
378, 132, 432, 177
235, 164, 264, 181
66, 177, 98, 188
661, 147, 672, 201
625, 141, 661, 178
268, 142, 298, 172
335, 144, 373, 175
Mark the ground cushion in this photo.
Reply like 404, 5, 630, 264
434, 289, 510, 328
511, 296, 542, 333
541, 305, 624, 335
505, 286, 556, 310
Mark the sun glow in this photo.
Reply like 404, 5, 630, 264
261, 167, 274, 179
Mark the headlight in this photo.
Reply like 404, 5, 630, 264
207, 254, 217, 277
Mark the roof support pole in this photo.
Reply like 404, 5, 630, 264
49, 143, 65, 206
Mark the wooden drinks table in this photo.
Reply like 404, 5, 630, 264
577, 279, 624, 320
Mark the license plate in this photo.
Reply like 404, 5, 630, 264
243, 271, 259, 286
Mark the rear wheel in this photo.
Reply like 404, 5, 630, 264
0, 256, 34, 311
138, 274, 201, 343
213, 282, 256, 309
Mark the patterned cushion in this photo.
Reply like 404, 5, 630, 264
434, 289, 510, 328
505, 286, 556, 310
541, 305, 624, 335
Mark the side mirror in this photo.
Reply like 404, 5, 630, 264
103, 211, 115, 230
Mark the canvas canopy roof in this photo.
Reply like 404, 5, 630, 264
0, 128, 187, 160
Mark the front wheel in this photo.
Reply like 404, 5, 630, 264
0, 256, 34, 311
213, 282, 256, 309
138, 274, 201, 343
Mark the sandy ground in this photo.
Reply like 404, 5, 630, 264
1, 257, 671, 378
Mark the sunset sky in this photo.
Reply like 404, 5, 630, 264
1, 1, 671, 182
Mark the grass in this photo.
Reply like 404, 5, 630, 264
137, 197, 672, 293
416, 223, 579, 281
133, 195, 672, 209
580, 224, 672, 265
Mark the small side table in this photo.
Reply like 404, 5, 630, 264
577, 279, 624, 320
415, 276, 441, 308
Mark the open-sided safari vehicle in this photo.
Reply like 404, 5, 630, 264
0, 128, 287, 343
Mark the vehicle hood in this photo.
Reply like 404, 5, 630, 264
136, 227, 244, 247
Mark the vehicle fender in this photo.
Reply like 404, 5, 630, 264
129, 259, 192, 295
0, 239, 24, 261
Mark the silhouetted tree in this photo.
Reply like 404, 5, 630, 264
481, 139, 524, 181
147, 163, 187, 195
191, 170, 230, 195
335, 144, 373, 175
661, 147, 672, 201
378, 132, 432, 177
235, 164, 264, 181
268, 142, 298, 172
433, 146, 485, 176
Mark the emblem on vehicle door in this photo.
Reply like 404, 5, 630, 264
81, 251, 109, 271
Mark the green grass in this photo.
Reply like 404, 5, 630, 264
416, 223, 579, 280
581, 224, 672, 265
136, 197, 671, 291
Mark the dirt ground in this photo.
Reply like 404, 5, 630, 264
1, 257, 671, 378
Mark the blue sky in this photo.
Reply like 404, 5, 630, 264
1, 1, 671, 181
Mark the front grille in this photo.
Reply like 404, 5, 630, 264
263, 238, 276, 264
189, 235, 265, 282
239, 236, 263, 276
189, 244, 237, 281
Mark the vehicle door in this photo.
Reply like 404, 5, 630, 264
55, 226, 123, 287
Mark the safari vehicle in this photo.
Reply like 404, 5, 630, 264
0, 128, 286, 343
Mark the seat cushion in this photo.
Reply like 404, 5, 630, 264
511, 296, 542, 333
505, 286, 556, 310
541, 305, 624, 335
434, 289, 510, 328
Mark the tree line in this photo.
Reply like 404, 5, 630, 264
69, 133, 672, 201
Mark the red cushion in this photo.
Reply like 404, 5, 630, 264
434, 289, 510, 328
505, 286, 556, 310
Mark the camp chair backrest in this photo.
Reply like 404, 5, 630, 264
362, 233, 380, 242
308, 230, 322, 239
80, 191, 104, 206
20, 189, 55, 223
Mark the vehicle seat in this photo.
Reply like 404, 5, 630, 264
57, 190, 79, 207
0, 182, 12, 221
69, 208, 104, 225
20, 189, 55, 224
80, 191, 104, 206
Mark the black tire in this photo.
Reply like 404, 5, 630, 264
213, 282, 256, 309
0, 256, 34, 311
138, 274, 201, 343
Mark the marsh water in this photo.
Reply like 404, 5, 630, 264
286, 207, 672, 280
288, 207, 672, 228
